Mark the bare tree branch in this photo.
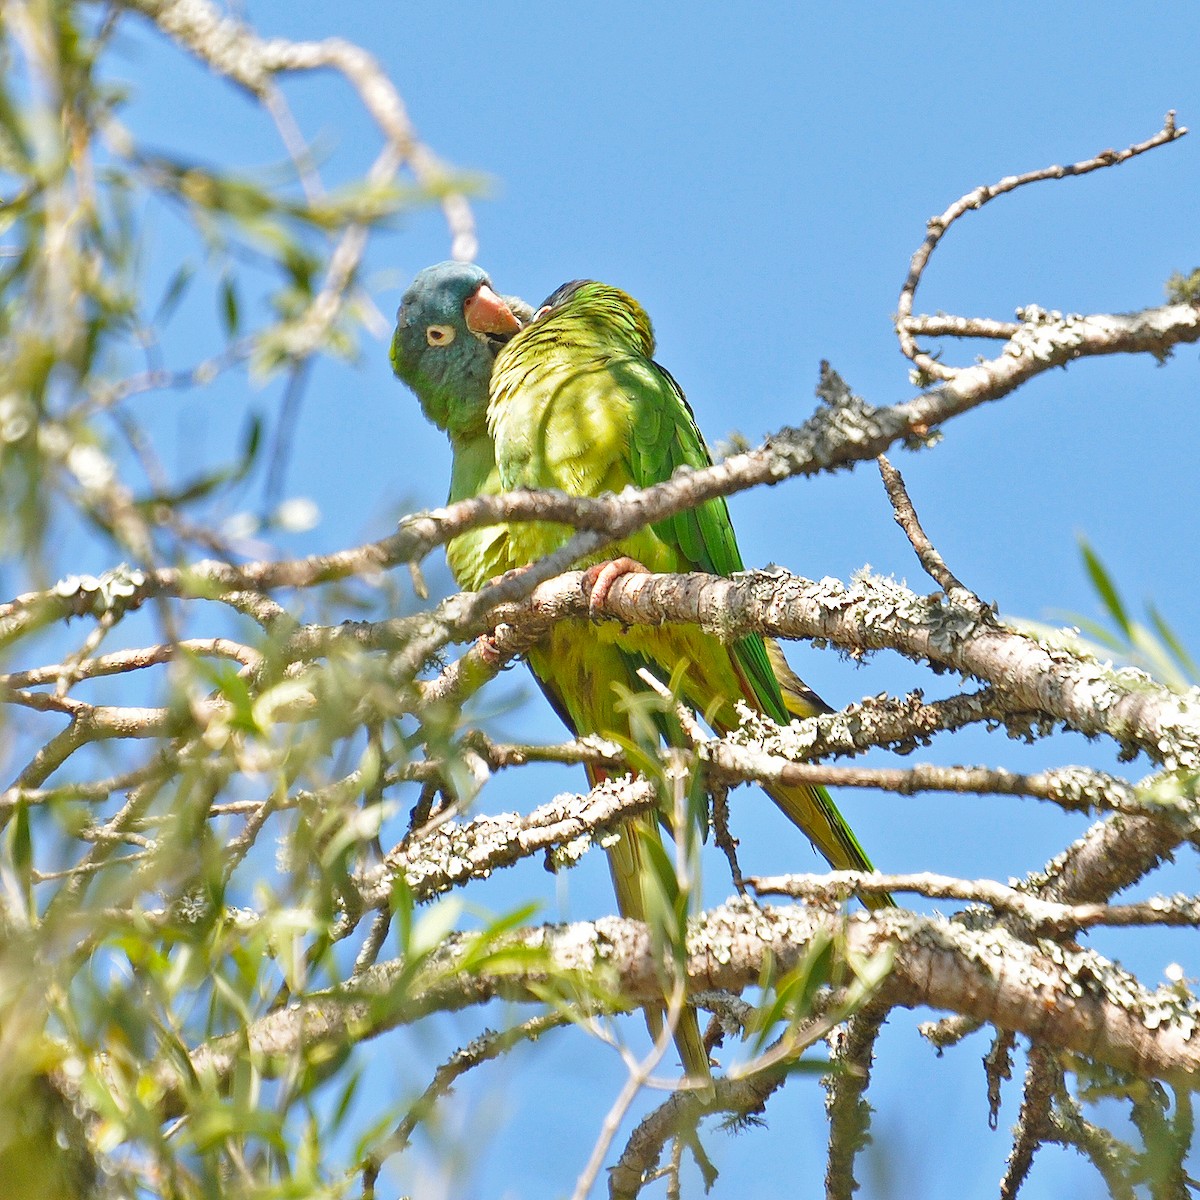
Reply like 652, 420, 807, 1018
895, 112, 1186, 380
172, 901, 1200, 1117
825, 1005, 889, 1200
499, 567, 1200, 774
877, 453, 978, 603
7, 287, 1199, 671
749, 872, 1200, 936
1000, 1044, 1061, 1199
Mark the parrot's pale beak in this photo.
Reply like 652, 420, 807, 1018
464, 284, 522, 336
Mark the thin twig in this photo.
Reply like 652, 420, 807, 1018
900, 315, 1021, 340
349, 909, 393, 980
999, 1044, 1061, 1199
610, 1002, 853, 1200
571, 979, 694, 1200
709, 780, 746, 895
118, 0, 476, 256
359, 1011, 570, 1197
896, 113, 1186, 380
877, 453, 978, 602
750, 871, 1200, 935
0, 637, 262, 688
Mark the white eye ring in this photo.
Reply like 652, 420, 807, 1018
426, 324, 456, 347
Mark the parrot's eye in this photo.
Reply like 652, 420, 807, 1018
426, 324, 456, 347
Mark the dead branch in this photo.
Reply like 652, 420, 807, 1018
896, 112, 1186, 380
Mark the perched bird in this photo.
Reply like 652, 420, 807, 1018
488, 280, 890, 904
391, 266, 890, 1085
391, 262, 712, 1083
390, 261, 530, 591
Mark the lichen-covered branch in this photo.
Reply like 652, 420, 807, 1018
357, 774, 661, 909
824, 1005, 889, 1200
607, 1059, 791, 1200
7, 284, 1199, 668
896, 112, 1187, 380
496, 567, 1200, 775
1000, 1045, 1062, 1200
749, 872, 1200, 936
172, 900, 1200, 1117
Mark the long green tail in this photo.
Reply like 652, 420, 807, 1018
757, 639, 896, 910
758, 775, 895, 911
589, 766, 714, 1087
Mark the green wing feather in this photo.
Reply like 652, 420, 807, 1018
624, 356, 790, 726
490, 283, 889, 905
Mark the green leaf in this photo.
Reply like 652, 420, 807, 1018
457, 902, 542, 975
638, 826, 686, 969
192, 658, 257, 734
219, 274, 240, 337
153, 261, 195, 324
391, 874, 415, 957
10, 803, 32, 914
748, 928, 835, 1053
1148, 603, 1199, 681
639, 821, 679, 903
190, 1101, 285, 1152
409, 896, 464, 961
241, 411, 263, 468
1066, 614, 1126, 655
1079, 538, 1131, 638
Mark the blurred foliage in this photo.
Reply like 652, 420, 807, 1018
0, 5, 886, 1195
1165, 267, 1200, 305
1074, 538, 1196, 691
0, 2, 489, 1195
0, 0, 458, 579
0, 4, 1193, 1199
1020, 539, 1197, 696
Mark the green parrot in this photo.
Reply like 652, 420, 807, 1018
391, 265, 889, 1084
390, 262, 531, 589
391, 262, 714, 1083
487, 279, 891, 903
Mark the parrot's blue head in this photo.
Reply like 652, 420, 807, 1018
391, 261, 524, 435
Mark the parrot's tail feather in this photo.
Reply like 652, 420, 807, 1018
592, 769, 716, 1088
668, 1008, 714, 1092
763, 779, 896, 910
765, 637, 834, 719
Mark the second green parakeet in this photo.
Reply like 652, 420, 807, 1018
391, 264, 892, 1085
487, 279, 889, 902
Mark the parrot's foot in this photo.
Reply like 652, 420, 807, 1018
475, 632, 503, 668
583, 557, 650, 619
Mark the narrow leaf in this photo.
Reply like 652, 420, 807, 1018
1079, 538, 1131, 638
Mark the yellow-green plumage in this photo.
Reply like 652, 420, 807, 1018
443, 433, 511, 591
489, 281, 889, 901
393, 266, 890, 1089
391, 264, 713, 1082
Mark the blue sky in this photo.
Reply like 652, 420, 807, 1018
104, 4, 1200, 1196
